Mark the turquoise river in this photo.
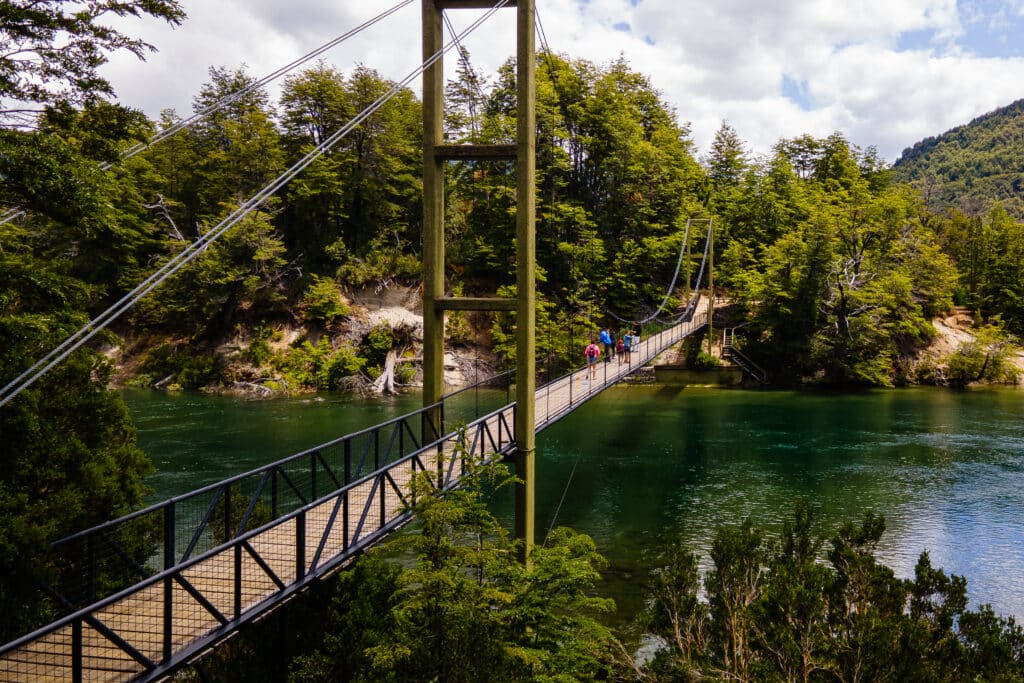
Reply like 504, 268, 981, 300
123, 385, 1024, 628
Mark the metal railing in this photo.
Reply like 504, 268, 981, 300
33, 372, 514, 626
722, 327, 767, 383
0, 406, 517, 682
0, 317, 705, 681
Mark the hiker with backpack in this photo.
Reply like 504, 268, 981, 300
599, 328, 613, 362
584, 339, 601, 381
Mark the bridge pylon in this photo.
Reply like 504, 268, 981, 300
421, 0, 537, 563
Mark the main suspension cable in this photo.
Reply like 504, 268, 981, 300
605, 218, 695, 325
0, 0, 512, 407
658, 218, 714, 325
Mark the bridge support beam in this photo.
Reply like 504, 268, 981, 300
422, 0, 536, 564
513, 0, 537, 565
421, 0, 445, 442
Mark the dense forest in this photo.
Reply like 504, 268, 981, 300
2, 1, 1024, 677
894, 98, 1024, 220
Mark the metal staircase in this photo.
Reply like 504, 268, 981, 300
722, 328, 767, 384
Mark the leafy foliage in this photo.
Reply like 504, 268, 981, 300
0, 0, 185, 126
291, 460, 623, 682
894, 98, 1024, 220
644, 503, 1024, 682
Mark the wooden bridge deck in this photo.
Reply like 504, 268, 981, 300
0, 314, 705, 682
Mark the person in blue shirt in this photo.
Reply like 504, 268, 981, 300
599, 328, 613, 363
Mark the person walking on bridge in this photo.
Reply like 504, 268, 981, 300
599, 328, 613, 363
584, 339, 601, 381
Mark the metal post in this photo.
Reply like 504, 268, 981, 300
163, 502, 175, 662
513, 0, 537, 566
707, 219, 714, 355
296, 510, 306, 579
421, 0, 445, 442
685, 219, 692, 302
234, 544, 242, 619
72, 619, 83, 683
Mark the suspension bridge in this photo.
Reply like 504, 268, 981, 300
0, 1, 724, 680
0, 311, 708, 682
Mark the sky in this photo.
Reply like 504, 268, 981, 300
102, 0, 1024, 164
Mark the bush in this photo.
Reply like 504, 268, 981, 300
943, 323, 1019, 387
274, 337, 365, 391
140, 343, 227, 389
244, 323, 276, 367
691, 350, 721, 370
336, 243, 420, 288
395, 362, 417, 385
360, 325, 395, 368
301, 276, 349, 326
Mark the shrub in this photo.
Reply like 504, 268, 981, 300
274, 337, 365, 391
244, 323, 275, 367
140, 343, 227, 389
301, 276, 349, 326
943, 323, 1019, 387
691, 350, 721, 370
361, 325, 395, 368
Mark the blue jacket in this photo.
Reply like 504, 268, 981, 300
599, 330, 612, 345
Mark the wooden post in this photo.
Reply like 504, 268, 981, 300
514, 0, 537, 565
421, 0, 445, 441
423, 0, 535, 565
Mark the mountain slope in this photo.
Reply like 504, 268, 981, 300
893, 99, 1024, 218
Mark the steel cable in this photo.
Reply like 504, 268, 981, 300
0, 0, 512, 407
605, 217, 697, 325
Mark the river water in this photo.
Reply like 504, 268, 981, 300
123, 385, 1024, 626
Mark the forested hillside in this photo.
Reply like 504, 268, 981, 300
893, 98, 1024, 219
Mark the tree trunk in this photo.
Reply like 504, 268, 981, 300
371, 348, 400, 394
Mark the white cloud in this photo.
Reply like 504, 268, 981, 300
100, 0, 1024, 163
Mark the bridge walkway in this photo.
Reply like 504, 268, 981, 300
0, 312, 706, 682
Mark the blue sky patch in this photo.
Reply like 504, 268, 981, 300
958, 9, 1024, 58
781, 75, 813, 111
613, 21, 631, 33
896, 28, 937, 53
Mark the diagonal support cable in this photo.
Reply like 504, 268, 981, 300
0, 0, 512, 407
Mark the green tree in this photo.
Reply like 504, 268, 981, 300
295, 460, 621, 682
0, 244, 153, 640
0, 0, 184, 126
705, 518, 770, 680
755, 501, 833, 682
279, 63, 352, 270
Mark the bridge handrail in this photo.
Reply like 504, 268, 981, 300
51, 398, 443, 547
5, 319, 701, 650
51, 370, 515, 549
0, 400, 519, 677
26, 372, 514, 632
0, 316, 705, 681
